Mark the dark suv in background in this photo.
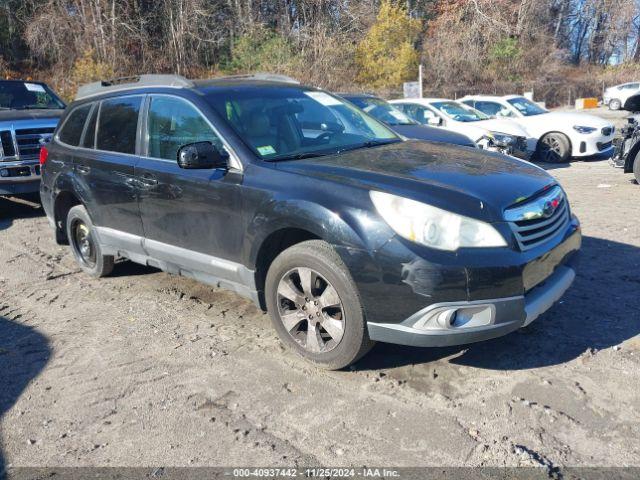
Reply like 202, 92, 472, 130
40, 74, 581, 369
338, 93, 476, 148
0, 80, 65, 196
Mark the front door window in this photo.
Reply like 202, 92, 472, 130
147, 96, 223, 161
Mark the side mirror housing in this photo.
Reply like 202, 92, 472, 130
427, 116, 442, 127
177, 142, 228, 170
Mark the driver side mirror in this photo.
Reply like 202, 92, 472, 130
177, 142, 228, 170
427, 116, 442, 127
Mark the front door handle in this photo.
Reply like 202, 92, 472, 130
139, 174, 158, 187
125, 177, 139, 188
76, 165, 90, 175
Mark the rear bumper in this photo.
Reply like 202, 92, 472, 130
367, 264, 575, 347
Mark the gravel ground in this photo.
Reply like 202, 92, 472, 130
1, 133, 639, 470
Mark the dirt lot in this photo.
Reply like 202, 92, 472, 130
1, 137, 640, 470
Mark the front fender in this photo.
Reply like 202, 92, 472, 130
245, 195, 399, 292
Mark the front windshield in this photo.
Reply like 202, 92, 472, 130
346, 96, 416, 126
206, 87, 399, 160
507, 97, 548, 116
430, 101, 489, 122
0, 81, 65, 110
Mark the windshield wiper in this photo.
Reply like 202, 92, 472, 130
269, 151, 333, 162
337, 139, 400, 154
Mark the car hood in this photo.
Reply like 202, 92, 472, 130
390, 124, 476, 148
475, 118, 530, 137
275, 140, 555, 222
521, 111, 612, 129
0, 109, 64, 124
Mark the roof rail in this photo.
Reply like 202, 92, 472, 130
75, 74, 194, 101
213, 73, 300, 84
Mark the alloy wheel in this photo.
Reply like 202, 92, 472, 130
276, 267, 345, 353
71, 220, 96, 268
541, 135, 563, 162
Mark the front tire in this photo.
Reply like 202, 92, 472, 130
66, 205, 114, 278
265, 240, 374, 370
536, 133, 571, 163
609, 99, 622, 111
634, 153, 640, 184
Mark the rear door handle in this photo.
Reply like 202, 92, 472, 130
76, 165, 90, 175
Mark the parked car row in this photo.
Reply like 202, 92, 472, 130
1, 76, 621, 204
31, 73, 582, 369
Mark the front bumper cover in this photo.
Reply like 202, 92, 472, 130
367, 264, 575, 347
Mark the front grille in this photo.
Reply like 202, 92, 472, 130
508, 196, 570, 252
0, 130, 16, 158
14, 127, 54, 160
602, 126, 614, 136
597, 141, 613, 151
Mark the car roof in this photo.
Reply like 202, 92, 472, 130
0, 79, 48, 86
463, 94, 522, 101
337, 92, 381, 99
74, 74, 308, 101
392, 98, 450, 103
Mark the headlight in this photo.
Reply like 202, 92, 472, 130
487, 131, 516, 147
370, 191, 507, 251
573, 125, 597, 134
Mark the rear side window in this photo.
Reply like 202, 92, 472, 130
58, 104, 92, 146
97, 96, 142, 154
474, 101, 505, 116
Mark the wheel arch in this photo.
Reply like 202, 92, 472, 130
247, 199, 385, 311
537, 130, 573, 157
53, 189, 83, 244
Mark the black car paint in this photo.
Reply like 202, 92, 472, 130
41, 81, 580, 335
339, 93, 476, 148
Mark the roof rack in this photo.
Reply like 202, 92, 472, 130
211, 73, 300, 84
75, 74, 194, 101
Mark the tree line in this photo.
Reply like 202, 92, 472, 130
1, 0, 639, 104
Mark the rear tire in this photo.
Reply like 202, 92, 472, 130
536, 133, 571, 163
609, 99, 622, 111
265, 240, 374, 370
66, 205, 114, 278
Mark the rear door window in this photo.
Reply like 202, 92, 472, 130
476, 101, 515, 118
97, 96, 142, 154
58, 104, 92, 146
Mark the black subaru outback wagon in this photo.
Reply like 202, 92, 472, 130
40, 74, 581, 369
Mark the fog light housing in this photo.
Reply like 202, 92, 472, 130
413, 304, 496, 331
0, 169, 8, 177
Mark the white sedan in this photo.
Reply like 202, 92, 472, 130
460, 95, 615, 163
390, 98, 533, 159
603, 82, 640, 111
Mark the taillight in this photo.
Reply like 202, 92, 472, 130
39, 146, 48, 165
